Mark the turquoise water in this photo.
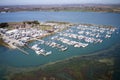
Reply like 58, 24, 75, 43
0, 11, 120, 67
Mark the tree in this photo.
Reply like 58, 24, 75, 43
0, 23, 9, 28
33, 20, 39, 25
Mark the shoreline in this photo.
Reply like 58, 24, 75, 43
0, 4, 120, 13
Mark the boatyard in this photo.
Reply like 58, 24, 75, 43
0, 21, 117, 56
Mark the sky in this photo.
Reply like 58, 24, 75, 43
0, 0, 120, 5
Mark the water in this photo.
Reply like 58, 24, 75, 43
0, 11, 120, 26
0, 11, 120, 67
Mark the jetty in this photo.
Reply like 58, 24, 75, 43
16, 47, 29, 55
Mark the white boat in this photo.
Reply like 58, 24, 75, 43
45, 51, 52, 55
31, 44, 40, 50
74, 44, 81, 47
35, 50, 41, 55
61, 47, 68, 51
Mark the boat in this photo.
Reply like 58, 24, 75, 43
31, 44, 40, 50
61, 47, 68, 51
45, 51, 52, 56
35, 50, 41, 55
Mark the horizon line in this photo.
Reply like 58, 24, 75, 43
0, 3, 120, 6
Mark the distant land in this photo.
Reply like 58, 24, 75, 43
0, 4, 120, 13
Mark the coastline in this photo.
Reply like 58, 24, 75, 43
0, 4, 120, 13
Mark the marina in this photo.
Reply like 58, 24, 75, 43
0, 23, 117, 56
27, 24, 116, 56
0, 4, 120, 79
0, 11, 120, 67
0, 0, 120, 79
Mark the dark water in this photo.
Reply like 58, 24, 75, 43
0, 11, 120, 67
0, 11, 120, 26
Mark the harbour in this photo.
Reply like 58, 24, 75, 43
0, 22, 116, 56
0, 11, 120, 67
0, 1, 120, 79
